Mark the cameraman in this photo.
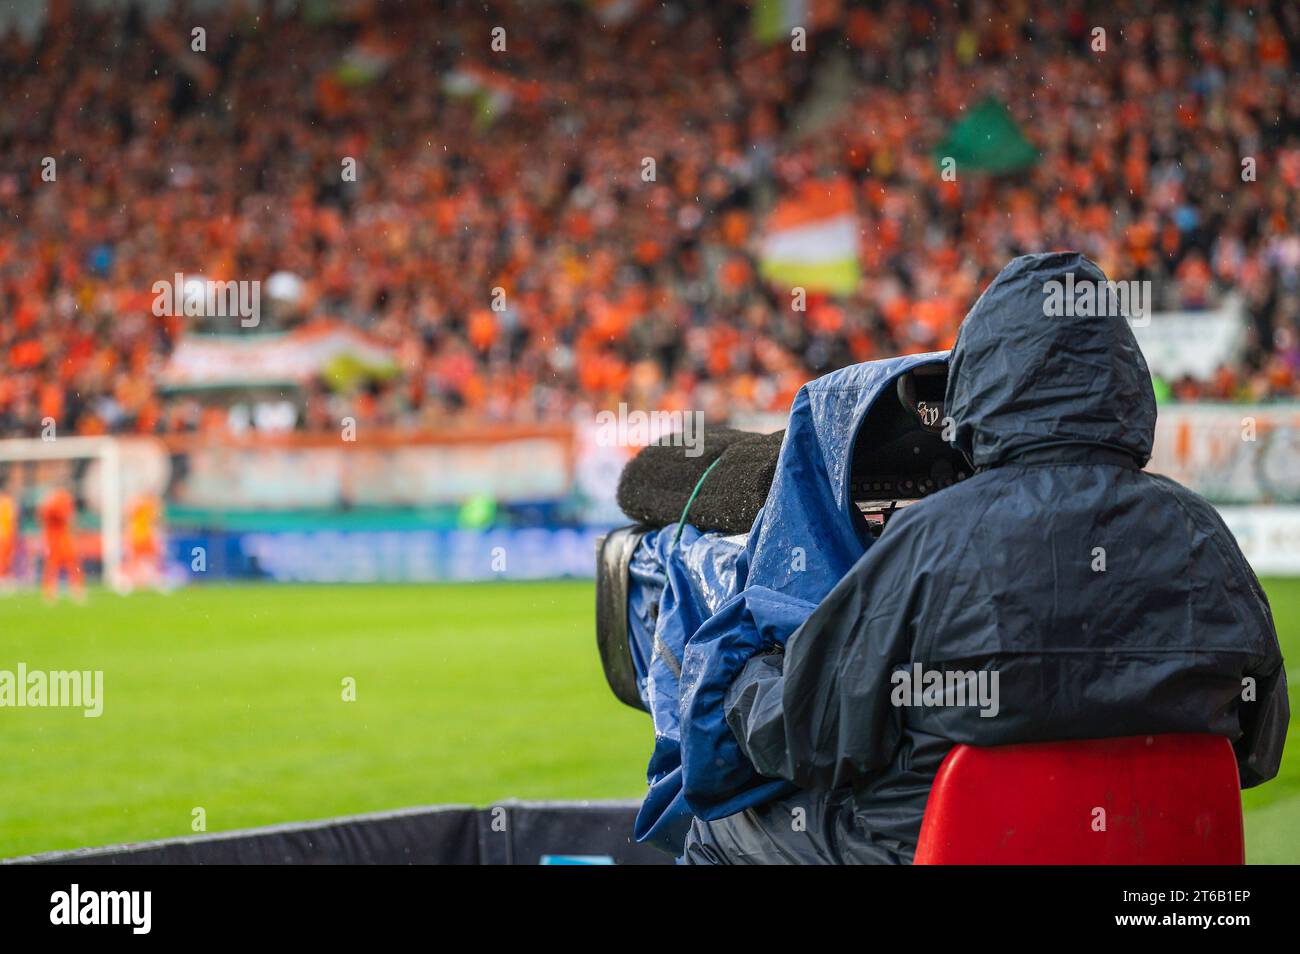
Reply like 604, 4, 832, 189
684, 253, 1289, 864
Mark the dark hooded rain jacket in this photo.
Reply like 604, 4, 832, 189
685, 252, 1289, 864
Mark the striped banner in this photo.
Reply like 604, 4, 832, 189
758, 177, 860, 295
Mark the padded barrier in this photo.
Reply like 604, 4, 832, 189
5, 801, 673, 866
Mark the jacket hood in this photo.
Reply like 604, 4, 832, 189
945, 252, 1156, 469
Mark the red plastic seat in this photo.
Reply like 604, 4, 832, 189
913, 734, 1244, 865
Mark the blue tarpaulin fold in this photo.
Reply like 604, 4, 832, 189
626, 352, 950, 852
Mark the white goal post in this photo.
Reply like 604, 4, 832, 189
0, 436, 126, 589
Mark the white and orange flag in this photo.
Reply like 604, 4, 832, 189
759, 177, 861, 295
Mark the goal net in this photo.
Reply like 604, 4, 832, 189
0, 436, 169, 592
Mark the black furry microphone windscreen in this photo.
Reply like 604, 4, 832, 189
616, 428, 784, 535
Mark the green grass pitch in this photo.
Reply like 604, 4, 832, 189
0, 578, 1296, 862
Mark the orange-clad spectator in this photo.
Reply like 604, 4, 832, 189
717, 256, 751, 293
1258, 19, 1288, 69
1176, 252, 1214, 309
467, 309, 498, 353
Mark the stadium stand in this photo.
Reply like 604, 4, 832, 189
0, 0, 1297, 442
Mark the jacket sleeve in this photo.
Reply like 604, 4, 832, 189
724, 509, 929, 791
1234, 555, 1290, 788
1190, 493, 1291, 787
1238, 662, 1289, 788
723, 650, 788, 776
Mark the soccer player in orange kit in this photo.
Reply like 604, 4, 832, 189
124, 494, 163, 591
0, 490, 16, 592
39, 487, 84, 601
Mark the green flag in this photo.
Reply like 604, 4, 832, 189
933, 97, 1038, 175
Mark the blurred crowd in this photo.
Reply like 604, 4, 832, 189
1, 0, 1298, 439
